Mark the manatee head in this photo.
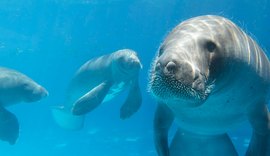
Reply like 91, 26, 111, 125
148, 16, 236, 107
112, 49, 142, 81
21, 80, 48, 103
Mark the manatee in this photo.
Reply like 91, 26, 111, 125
149, 15, 270, 156
0, 67, 48, 145
52, 49, 142, 130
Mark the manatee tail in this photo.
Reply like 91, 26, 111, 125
51, 106, 85, 131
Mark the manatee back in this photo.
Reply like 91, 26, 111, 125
66, 54, 114, 106
71, 54, 113, 87
214, 15, 270, 82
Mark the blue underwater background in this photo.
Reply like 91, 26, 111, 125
0, 0, 269, 155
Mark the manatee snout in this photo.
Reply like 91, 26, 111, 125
36, 86, 49, 98
125, 58, 142, 70
154, 53, 206, 93
24, 85, 48, 102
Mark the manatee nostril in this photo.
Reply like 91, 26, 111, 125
165, 61, 177, 73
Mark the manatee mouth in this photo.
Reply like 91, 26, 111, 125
149, 73, 214, 105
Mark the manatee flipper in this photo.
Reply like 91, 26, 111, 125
246, 103, 270, 156
120, 78, 142, 119
0, 106, 19, 145
170, 130, 238, 156
51, 106, 85, 130
154, 103, 174, 156
72, 81, 113, 115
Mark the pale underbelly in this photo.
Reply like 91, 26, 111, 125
171, 89, 264, 135
66, 81, 127, 107
103, 82, 127, 102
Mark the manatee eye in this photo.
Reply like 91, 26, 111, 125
205, 41, 217, 52
158, 46, 165, 56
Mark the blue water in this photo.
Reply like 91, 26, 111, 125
0, 0, 269, 155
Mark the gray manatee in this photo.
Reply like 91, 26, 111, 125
52, 49, 142, 130
0, 67, 48, 145
149, 15, 270, 156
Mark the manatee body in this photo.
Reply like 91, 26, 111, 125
149, 15, 270, 156
0, 67, 48, 145
52, 49, 142, 130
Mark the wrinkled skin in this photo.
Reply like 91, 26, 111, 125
149, 15, 270, 156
